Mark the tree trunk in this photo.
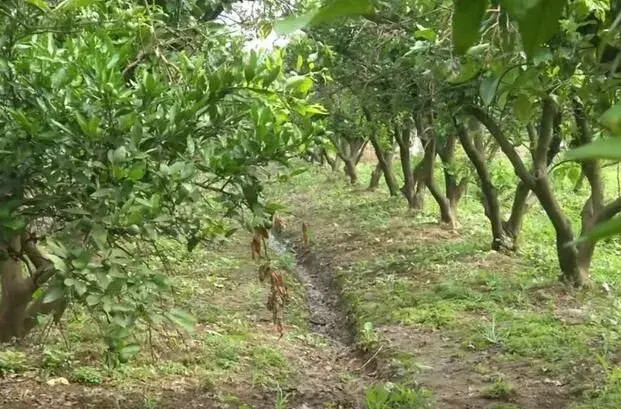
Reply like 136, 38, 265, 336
0, 233, 61, 341
417, 114, 455, 226
343, 158, 358, 185
423, 135, 455, 226
368, 163, 382, 190
502, 181, 530, 244
322, 150, 340, 171
468, 100, 591, 285
411, 162, 426, 211
369, 134, 399, 196
438, 132, 469, 219
455, 121, 512, 250
395, 124, 417, 208
0, 237, 33, 342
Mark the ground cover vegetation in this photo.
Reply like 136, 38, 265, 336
3, 0, 621, 408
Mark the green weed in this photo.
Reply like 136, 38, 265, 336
572, 367, 621, 408
71, 365, 103, 385
358, 321, 380, 351
0, 350, 28, 375
482, 377, 515, 400
364, 382, 434, 409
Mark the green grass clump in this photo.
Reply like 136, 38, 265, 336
0, 349, 28, 375
482, 377, 515, 400
364, 382, 434, 409
71, 365, 104, 385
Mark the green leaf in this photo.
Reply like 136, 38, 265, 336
26, 0, 50, 11
600, 103, 621, 135
285, 76, 313, 94
245, 51, 258, 82
452, 0, 489, 55
55, 0, 94, 9
479, 75, 499, 106
577, 216, 621, 243
274, 10, 315, 35
415, 28, 437, 42
447, 60, 480, 83
500, 0, 542, 20
566, 139, 621, 161
43, 286, 64, 304
187, 135, 196, 156
504, 0, 565, 58
2, 218, 27, 232
514, 94, 532, 121
166, 308, 196, 333
46, 254, 67, 272
86, 294, 101, 306
91, 224, 108, 250
127, 162, 146, 182
118, 344, 140, 362
274, 0, 373, 35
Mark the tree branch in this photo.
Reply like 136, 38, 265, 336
465, 105, 534, 185
595, 196, 621, 224
534, 97, 558, 172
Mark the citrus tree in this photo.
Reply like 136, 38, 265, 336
274, 0, 621, 286
0, 0, 316, 357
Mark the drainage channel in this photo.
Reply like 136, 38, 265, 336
268, 234, 353, 346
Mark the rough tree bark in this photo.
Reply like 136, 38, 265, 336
455, 120, 512, 250
394, 122, 426, 210
457, 113, 562, 251
328, 136, 367, 185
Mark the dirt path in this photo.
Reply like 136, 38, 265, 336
269, 234, 378, 408
270, 235, 353, 345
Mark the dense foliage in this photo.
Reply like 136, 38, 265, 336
274, 0, 621, 287
3, 0, 621, 381
0, 0, 317, 359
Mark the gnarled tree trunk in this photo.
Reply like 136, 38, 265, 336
368, 163, 382, 190
395, 123, 419, 208
369, 133, 399, 196
469, 97, 621, 286
416, 114, 456, 227
455, 120, 513, 250
0, 232, 58, 342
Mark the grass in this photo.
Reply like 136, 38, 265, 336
364, 382, 434, 409
0, 227, 361, 408
482, 377, 515, 399
4, 158, 621, 408
271, 161, 621, 408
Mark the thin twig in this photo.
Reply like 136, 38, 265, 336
355, 345, 384, 372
